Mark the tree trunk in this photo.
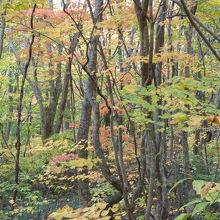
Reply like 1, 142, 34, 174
0, 15, 5, 59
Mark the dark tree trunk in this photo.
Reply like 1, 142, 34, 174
13, 4, 36, 201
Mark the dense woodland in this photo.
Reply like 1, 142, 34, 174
0, 0, 219, 219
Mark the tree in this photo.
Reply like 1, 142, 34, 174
0, 0, 219, 219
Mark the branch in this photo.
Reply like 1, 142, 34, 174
191, 14, 220, 43
171, 0, 220, 43
8, 21, 67, 52
175, 0, 220, 62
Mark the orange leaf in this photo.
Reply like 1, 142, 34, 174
69, 122, 79, 128
206, 115, 220, 125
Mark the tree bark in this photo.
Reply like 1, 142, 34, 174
0, 15, 5, 59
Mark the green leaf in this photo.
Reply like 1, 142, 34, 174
181, 199, 202, 208
174, 213, 191, 220
192, 180, 206, 194
208, 191, 220, 203
192, 202, 209, 217
168, 178, 192, 194
204, 212, 218, 220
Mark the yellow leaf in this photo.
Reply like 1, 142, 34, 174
96, 202, 108, 210
9, 200, 15, 205
170, 114, 188, 124
123, 85, 137, 93
100, 217, 111, 220
48, 205, 74, 220
101, 210, 109, 217
89, 211, 101, 219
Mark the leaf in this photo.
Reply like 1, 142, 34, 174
123, 85, 137, 93
69, 122, 79, 128
9, 199, 15, 205
206, 191, 220, 203
170, 113, 188, 124
204, 212, 218, 220
192, 180, 207, 194
100, 217, 111, 220
192, 180, 220, 202
191, 202, 209, 216
181, 199, 202, 209
101, 209, 109, 217
96, 202, 108, 210
89, 211, 101, 219
205, 115, 220, 126
169, 178, 192, 194
174, 213, 191, 220
48, 205, 74, 220
200, 182, 216, 198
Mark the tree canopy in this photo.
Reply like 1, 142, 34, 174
0, 0, 219, 219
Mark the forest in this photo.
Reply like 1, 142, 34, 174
0, 0, 219, 219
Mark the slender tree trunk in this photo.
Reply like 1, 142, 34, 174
76, 94, 92, 206
181, 0, 197, 206
215, 89, 220, 109
13, 4, 36, 201
54, 62, 71, 133
54, 33, 79, 134
0, 14, 5, 59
